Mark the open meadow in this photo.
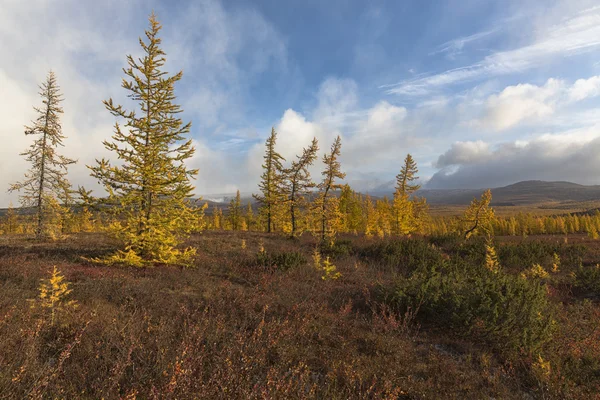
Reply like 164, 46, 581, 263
1, 230, 599, 399
4, 3, 600, 398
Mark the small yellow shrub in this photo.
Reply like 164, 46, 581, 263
521, 263, 549, 280
35, 266, 78, 325
484, 237, 500, 273
552, 253, 560, 273
312, 248, 341, 280
321, 257, 341, 280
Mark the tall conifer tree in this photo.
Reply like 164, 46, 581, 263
88, 14, 198, 266
317, 136, 345, 242
227, 190, 242, 230
9, 71, 76, 240
282, 138, 319, 237
253, 128, 285, 233
463, 189, 495, 239
245, 201, 254, 231
395, 154, 420, 197
393, 154, 420, 235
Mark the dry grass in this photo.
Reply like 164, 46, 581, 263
0, 231, 598, 399
429, 200, 600, 217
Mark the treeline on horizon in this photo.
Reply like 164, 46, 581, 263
4, 13, 600, 399
5, 13, 599, 267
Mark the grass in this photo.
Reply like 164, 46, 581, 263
0, 231, 598, 398
428, 200, 600, 217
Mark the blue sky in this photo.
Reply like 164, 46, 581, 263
2, 0, 600, 205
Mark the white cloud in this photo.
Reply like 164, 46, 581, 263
569, 75, 600, 101
384, 3, 600, 95
464, 76, 600, 131
435, 141, 491, 168
428, 125, 600, 189
277, 109, 327, 161
0, 0, 290, 205
478, 79, 563, 131
430, 28, 500, 58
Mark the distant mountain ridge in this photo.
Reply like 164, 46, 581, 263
198, 181, 600, 207
416, 181, 600, 205
3, 181, 599, 214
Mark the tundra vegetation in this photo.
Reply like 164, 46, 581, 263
1, 14, 599, 399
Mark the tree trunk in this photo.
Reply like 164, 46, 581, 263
36, 104, 50, 239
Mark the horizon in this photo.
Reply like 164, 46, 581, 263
1, 178, 597, 209
3, 0, 600, 207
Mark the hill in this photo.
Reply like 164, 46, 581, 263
416, 180, 600, 206
4, 181, 600, 216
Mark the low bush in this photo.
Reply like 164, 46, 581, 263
428, 233, 463, 250
256, 250, 307, 271
357, 238, 444, 275
574, 264, 600, 294
499, 242, 586, 272
386, 258, 555, 354
319, 239, 353, 259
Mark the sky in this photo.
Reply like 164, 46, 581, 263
2, 0, 600, 206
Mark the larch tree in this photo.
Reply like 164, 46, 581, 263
282, 137, 319, 237
244, 201, 254, 231
253, 128, 286, 233
317, 136, 345, 243
411, 196, 430, 234
393, 154, 420, 235
212, 206, 223, 230
338, 184, 362, 234
463, 189, 495, 239
364, 195, 377, 237
87, 14, 198, 266
9, 71, 76, 240
227, 190, 242, 230
4, 203, 19, 235
395, 154, 420, 196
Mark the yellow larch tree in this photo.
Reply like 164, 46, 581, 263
253, 128, 286, 233
86, 14, 198, 266
317, 136, 346, 243
392, 154, 420, 235
463, 189, 495, 239
281, 138, 319, 237
227, 190, 242, 231
8, 71, 76, 240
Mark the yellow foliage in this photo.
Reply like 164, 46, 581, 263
321, 257, 341, 280
463, 189, 495, 239
532, 354, 552, 381
521, 263, 550, 280
484, 237, 500, 273
312, 248, 321, 270
36, 266, 78, 325
86, 15, 199, 267
552, 253, 560, 273
312, 248, 341, 280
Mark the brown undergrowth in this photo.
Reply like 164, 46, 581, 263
0, 232, 598, 399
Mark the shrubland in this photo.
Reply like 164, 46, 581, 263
3, 12, 599, 399
0, 231, 599, 399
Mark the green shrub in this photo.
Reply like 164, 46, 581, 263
358, 238, 444, 275
320, 239, 353, 259
499, 242, 585, 272
429, 235, 487, 265
574, 264, 600, 293
388, 259, 555, 354
428, 233, 463, 251
256, 250, 306, 271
